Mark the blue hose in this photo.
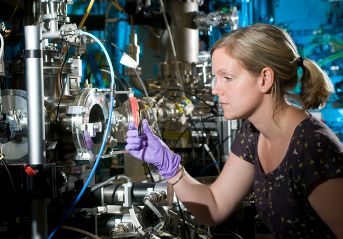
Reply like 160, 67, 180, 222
48, 30, 116, 239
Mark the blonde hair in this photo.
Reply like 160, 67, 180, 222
211, 23, 334, 117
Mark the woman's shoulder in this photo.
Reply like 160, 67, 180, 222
288, 116, 343, 195
230, 120, 259, 164
294, 116, 343, 153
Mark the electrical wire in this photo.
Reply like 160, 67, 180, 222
101, 39, 158, 182
0, 144, 17, 199
198, 115, 221, 171
158, 0, 185, 92
0, 159, 17, 197
185, 116, 196, 161
104, 1, 113, 40
214, 135, 231, 147
51, 43, 69, 138
61, 226, 101, 239
171, 115, 216, 149
172, 124, 192, 149
48, 30, 116, 239
143, 162, 155, 183
9, 5, 18, 21
176, 197, 191, 237
90, 175, 131, 192
203, 143, 220, 174
101, 39, 164, 170
0, 144, 19, 227
100, 39, 162, 137
101, 39, 123, 54
143, 199, 166, 234
210, 231, 244, 239
102, 40, 148, 95
199, 117, 207, 168
100, 40, 138, 89
170, 115, 220, 179
157, 88, 218, 115
105, 17, 127, 23
79, 0, 95, 28
131, 67, 162, 137
104, 1, 128, 40
111, 0, 126, 13
100, 69, 129, 89
142, 25, 161, 39
99, 40, 133, 89
144, 199, 164, 222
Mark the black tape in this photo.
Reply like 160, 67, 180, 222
25, 49, 42, 58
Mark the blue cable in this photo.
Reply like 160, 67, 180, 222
48, 30, 116, 239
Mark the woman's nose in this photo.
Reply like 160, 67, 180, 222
211, 77, 218, 95
211, 77, 222, 96
212, 87, 218, 96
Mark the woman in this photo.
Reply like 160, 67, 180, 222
125, 23, 343, 238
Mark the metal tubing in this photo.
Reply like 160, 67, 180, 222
25, 25, 47, 239
25, 25, 46, 165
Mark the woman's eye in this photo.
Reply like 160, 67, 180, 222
224, 76, 232, 81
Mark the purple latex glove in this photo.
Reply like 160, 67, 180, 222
125, 119, 181, 179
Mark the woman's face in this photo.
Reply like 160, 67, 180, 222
211, 47, 264, 120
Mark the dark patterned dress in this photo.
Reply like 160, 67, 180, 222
231, 117, 343, 239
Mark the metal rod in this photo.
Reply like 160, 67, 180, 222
24, 25, 47, 239
100, 150, 128, 159
25, 25, 45, 165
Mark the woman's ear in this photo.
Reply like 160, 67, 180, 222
258, 67, 274, 93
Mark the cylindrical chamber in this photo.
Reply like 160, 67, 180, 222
41, 0, 70, 25
0, 88, 113, 162
53, 88, 111, 161
43, 62, 65, 100
1, 90, 28, 161
42, 44, 70, 100
164, 0, 199, 64
0, 89, 50, 162
92, 182, 171, 206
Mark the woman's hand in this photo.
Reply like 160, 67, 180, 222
125, 119, 181, 179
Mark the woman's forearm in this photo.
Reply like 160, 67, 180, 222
168, 169, 227, 226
